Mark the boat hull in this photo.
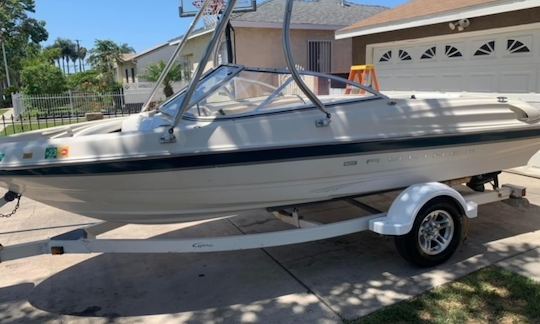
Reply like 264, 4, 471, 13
1, 137, 537, 224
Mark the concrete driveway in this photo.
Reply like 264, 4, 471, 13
1, 172, 540, 323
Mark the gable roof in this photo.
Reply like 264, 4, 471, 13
232, 0, 387, 28
336, 0, 540, 39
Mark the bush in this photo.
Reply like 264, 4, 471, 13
67, 70, 101, 92
21, 63, 67, 95
67, 71, 123, 93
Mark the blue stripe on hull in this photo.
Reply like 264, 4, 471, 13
1, 128, 539, 176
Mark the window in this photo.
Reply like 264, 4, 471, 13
308, 40, 332, 73
445, 45, 463, 58
159, 66, 379, 119
379, 50, 392, 62
161, 65, 240, 117
507, 39, 530, 54
398, 49, 412, 61
421, 47, 436, 60
125, 69, 129, 83
474, 41, 495, 56
182, 54, 193, 81
131, 68, 136, 83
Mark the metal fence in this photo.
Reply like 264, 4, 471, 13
11, 80, 189, 118
12, 90, 152, 117
0, 110, 136, 137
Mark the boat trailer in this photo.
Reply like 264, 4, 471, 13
0, 181, 527, 267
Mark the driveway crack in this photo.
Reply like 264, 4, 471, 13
227, 218, 343, 321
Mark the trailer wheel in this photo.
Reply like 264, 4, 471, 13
394, 198, 464, 267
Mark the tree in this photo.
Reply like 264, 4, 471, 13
43, 46, 61, 65
77, 46, 87, 72
119, 43, 134, 55
21, 63, 66, 95
69, 48, 79, 74
88, 40, 134, 91
0, 0, 48, 43
141, 61, 183, 98
52, 38, 77, 74
67, 70, 101, 92
0, 0, 48, 88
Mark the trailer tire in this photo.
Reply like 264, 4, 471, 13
394, 198, 464, 267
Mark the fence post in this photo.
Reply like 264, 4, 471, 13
10, 115, 15, 135
11, 93, 25, 117
68, 90, 74, 116
120, 88, 125, 110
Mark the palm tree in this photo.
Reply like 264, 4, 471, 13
52, 38, 77, 74
70, 49, 79, 73
142, 61, 183, 98
88, 40, 135, 90
52, 39, 66, 73
77, 46, 87, 72
65, 41, 76, 74
119, 43, 135, 54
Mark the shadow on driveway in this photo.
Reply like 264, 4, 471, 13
7, 196, 540, 322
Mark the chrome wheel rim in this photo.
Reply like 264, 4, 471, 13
418, 210, 455, 256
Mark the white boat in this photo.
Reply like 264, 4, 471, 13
0, 0, 540, 224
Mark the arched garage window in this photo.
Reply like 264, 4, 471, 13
398, 50, 412, 61
445, 45, 463, 58
421, 47, 436, 60
474, 41, 495, 56
507, 39, 530, 54
379, 50, 392, 62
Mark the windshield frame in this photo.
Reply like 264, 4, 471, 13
158, 64, 387, 121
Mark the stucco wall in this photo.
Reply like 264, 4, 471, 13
235, 27, 352, 74
130, 32, 214, 85
351, 7, 540, 65
177, 33, 215, 72
136, 46, 176, 77
115, 61, 137, 84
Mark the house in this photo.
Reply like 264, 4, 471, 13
336, 0, 540, 94
229, 0, 385, 76
118, 0, 386, 87
116, 28, 214, 89
116, 53, 137, 85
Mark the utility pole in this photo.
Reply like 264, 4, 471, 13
0, 31, 11, 88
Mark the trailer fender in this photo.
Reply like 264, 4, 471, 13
369, 182, 477, 236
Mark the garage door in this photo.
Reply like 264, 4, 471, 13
370, 27, 540, 93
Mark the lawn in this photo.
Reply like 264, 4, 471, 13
353, 266, 540, 324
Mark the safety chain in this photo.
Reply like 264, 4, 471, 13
0, 193, 21, 218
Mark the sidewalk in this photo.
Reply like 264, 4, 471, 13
0, 107, 14, 133
498, 248, 540, 281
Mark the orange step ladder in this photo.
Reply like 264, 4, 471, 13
345, 64, 381, 94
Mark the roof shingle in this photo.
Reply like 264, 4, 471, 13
233, 0, 387, 27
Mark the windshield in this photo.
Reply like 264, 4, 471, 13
159, 65, 381, 119
159, 65, 242, 116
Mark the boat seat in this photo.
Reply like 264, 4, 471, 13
203, 96, 304, 116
